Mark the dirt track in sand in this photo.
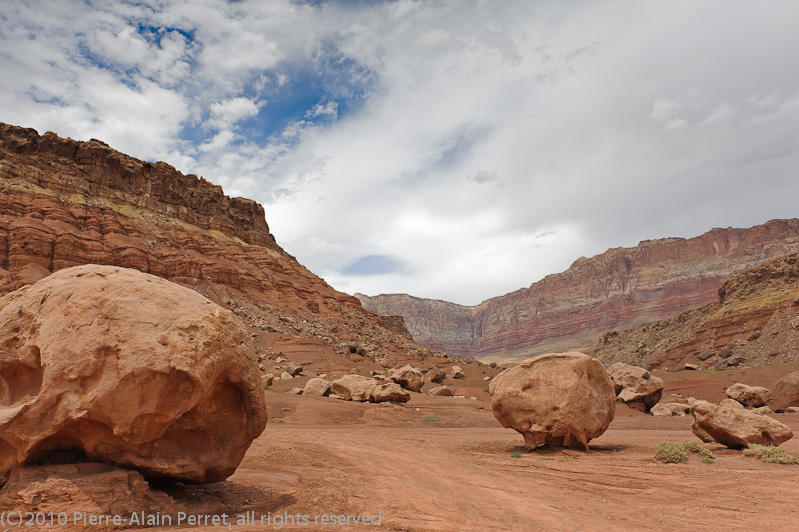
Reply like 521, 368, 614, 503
20, 366, 799, 532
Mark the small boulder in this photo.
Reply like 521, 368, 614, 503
287, 387, 304, 395
262, 373, 274, 387
725, 383, 769, 407
719, 398, 745, 409
385, 365, 425, 392
650, 403, 673, 417
280, 371, 294, 380
608, 362, 664, 413
428, 385, 454, 397
330, 375, 377, 402
651, 403, 690, 417
785, 406, 799, 413
684, 363, 699, 371
450, 365, 465, 379
284, 362, 304, 376
427, 367, 446, 384
690, 400, 793, 449
489, 362, 498, 369
303, 378, 331, 397
370, 382, 411, 403
766, 371, 799, 412
490, 352, 615, 450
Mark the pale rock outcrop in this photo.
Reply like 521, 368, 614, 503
651, 403, 690, 417
428, 386, 454, 397
450, 366, 465, 379
719, 398, 745, 409
608, 363, 664, 413
725, 383, 769, 408
766, 372, 799, 412
331, 375, 376, 402
690, 400, 793, 449
489, 352, 616, 450
0, 265, 267, 484
371, 382, 411, 403
385, 365, 425, 393
303, 378, 331, 397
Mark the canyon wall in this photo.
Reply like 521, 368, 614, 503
358, 220, 799, 361
0, 122, 435, 367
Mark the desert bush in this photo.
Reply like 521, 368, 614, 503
743, 444, 799, 464
654, 441, 687, 463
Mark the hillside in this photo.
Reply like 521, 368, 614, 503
593, 252, 799, 370
358, 220, 799, 362
0, 122, 438, 369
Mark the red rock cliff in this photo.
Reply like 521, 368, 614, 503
358, 220, 799, 361
0, 122, 433, 366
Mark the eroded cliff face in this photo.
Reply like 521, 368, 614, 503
358, 220, 799, 361
0, 122, 434, 366
593, 252, 799, 370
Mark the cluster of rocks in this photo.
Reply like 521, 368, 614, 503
690, 399, 792, 449
273, 364, 469, 403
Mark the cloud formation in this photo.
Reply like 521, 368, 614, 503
2, 0, 798, 305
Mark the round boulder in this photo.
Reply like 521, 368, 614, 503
766, 372, 799, 412
385, 365, 425, 393
607, 362, 664, 413
725, 383, 769, 408
0, 265, 267, 484
489, 352, 616, 450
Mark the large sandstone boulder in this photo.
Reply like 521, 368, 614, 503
725, 383, 769, 407
303, 378, 331, 397
385, 365, 425, 393
371, 382, 411, 403
489, 352, 616, 450
427, 367, 446, 384
331, 375, 377, 402
766, 372, 799, 412
651, 403, 690, 417
428, 385, 453, 397
607, 362, 664, 413
690, 400, 793, 449
450, 365, 465, 379
0, 265, 267, 484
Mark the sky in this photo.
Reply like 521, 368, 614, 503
1, 0, 798, 306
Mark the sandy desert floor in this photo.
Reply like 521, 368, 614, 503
19, 364, 799, 532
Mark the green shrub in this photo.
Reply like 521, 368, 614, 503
682, 441, 716, 461
510, 451, 522, 458
743, 444, 799, 464
403, 416, 441, 423
272, 418, 286, 424
377, 402, 393, 408
654, 441, 687, 463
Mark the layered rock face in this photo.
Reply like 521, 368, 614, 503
0, 265, 267, 483
0, 122, 433, 366
359, 220, 799, 361
594, 253, 799, 370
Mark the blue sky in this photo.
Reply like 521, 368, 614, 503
2, 0, 799, 305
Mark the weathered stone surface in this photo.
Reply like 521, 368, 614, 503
428, 385, 453, 397
330, 375, 377, 402
0, 463, 176, 516
489, 352, 616, 450
284, 362, 304, 377
0, 265, 267, 484
358, 220, 799, 359
719, 398, 745, 409
427, 367, 446, 384
385, 365, 425, 392
690, 400, 793, 449
303, 378, 331, 397
608, 363, 664, 413
450, 365, 465, 379
726, 383, 769, 408
370, 382, 410, 403
651, 403, 690, 417
767, 372, 799, 412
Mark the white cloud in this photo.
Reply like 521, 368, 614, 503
2, 0, 799, 306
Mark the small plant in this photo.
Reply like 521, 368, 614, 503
280, 407, 291, 412
510, 451, 522, 458
404, 416, 441, 423
265, 385, 278, 392
655, 441, 716, 463
654, 441, 687, 463
272, 418, 286, 424
743, 444, 799, 464
377, 402, 393, 408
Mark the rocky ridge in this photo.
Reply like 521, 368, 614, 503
0, 122, 437, 368
593, 252, 799, 370
358, 220, 799, 362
